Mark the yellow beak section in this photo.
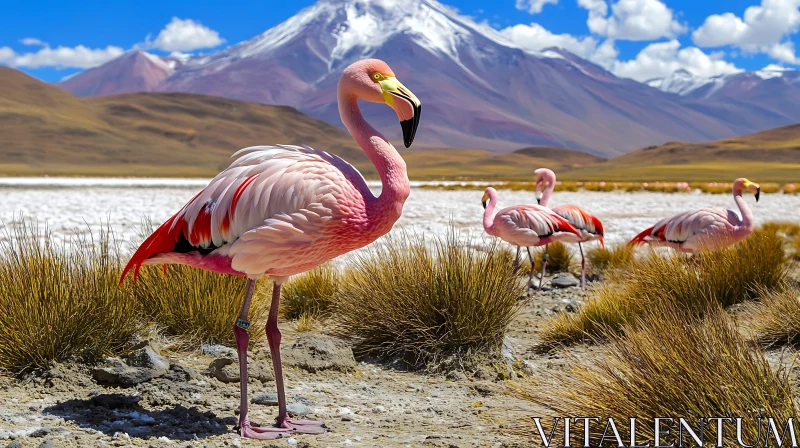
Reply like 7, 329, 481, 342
379, 76, 422, 148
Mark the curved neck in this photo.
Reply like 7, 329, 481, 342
733, 187, 754, 229
483, 191, 498, 235
338, 90, 410, 212
541, 178, 555, 207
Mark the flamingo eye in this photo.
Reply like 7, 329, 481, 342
372, 73, 382, 81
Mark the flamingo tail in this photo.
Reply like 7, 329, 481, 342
628, 226, 655, 247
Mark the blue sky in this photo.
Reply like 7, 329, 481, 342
1, 0, 797, 83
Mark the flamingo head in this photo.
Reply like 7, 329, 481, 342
735, 178, 761, 202
341, 59, 422, 148
533, 168, 555, 204
481, 187, 497, 209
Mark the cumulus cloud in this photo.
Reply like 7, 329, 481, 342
579, 0, 686, 41
19, 38, 46, 47
515, 0, 558, 14
767, 41, 799, 63
151, 17, 224, 52
0, 43, 124, 69
611, 39, 743, 81
501, 23, 598, 58
693, 0, 800, 48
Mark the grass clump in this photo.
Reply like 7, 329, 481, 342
541, 229, 787, 346
515, 301, 797, 446
744, 286, 800, 348
333, 229, 524, 370
585, 243, 635, 277
281, 263, 339, 320
0, 222, 143, 373
533, 241, 573, 273
133, 266, 270, 347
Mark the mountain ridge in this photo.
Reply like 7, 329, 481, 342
56, 0, 800, 156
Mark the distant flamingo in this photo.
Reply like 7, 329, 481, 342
533, 168, 604, 289
481, 187, 580, 289
121, 59, 421, 440
628, 178, 760, 254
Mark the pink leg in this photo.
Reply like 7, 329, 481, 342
262, 282, 326, 435
579, 242, 586, 290
536, 245, 549, 292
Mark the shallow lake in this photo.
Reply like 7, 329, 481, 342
2, 177, 798, 255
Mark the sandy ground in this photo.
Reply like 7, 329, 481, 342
0, 269, 795, 448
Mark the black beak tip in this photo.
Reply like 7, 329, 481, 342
400, 104, 421, 149
756, 189, 761, 202
536, 198, 541, 205
482, 201, 487, 209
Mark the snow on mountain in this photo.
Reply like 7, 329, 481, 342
56, 0, 800, 155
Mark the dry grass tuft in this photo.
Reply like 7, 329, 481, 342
585, 243, 635, 277
281, 264, 339, 320
761, 222, 800, 259
541, 229, 788, 346
533, 241, 573, 273
0, 221, 143, 373
133, 266, 270, 347
333, 229, 524, 370
744, 286, 800, 348
515, 301, 797, 446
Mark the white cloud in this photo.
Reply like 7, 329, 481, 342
693, 0, 800, 49
579, 0, 686, 41
611, 39, 743, 81
768, 41, 799, 63
591, 38, 619, 68
500, 23, 598, 58
151, 17, 224, 52
0, 44, 124, 69
515, 0, 558, 14
20, 38, 46, 47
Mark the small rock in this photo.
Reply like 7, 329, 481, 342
251, 393, 279, 406
446, 370, 467, 382
286, 403, 310, 417
551, 274, 579, 288
283, 334, 356, 373
38, 441, 56, 448
164, 364, 197, 382
125, 342, 170, 373
92, 364, 158, 387
30, 428, 52, 438
6, 441, 22, 448
200, 344, 237, 358
565, 299, 580, 313
472, 369, 488, 380
501, 336, 516, 362
206, 358, 274, 383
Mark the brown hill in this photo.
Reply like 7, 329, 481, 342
0, 67, 602, 179
562, 124, 800, 182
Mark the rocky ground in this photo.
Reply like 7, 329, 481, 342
0, 269, 789, 448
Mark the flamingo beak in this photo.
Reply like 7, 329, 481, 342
380, 77, 422, 148
482, 200, 487, 209
755, 187, 760, 202
481, 191, 489, 209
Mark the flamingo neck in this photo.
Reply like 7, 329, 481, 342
483, 192, 498, 236
338, 90, 410, 225
733, 187, 754, 230
541, 181, 554, 208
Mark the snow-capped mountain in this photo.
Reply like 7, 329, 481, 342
648, 66, 800, 99
59, 50, 183, 97
57, 0, 800, 155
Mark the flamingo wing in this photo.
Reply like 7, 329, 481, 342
551, 204, 604, 243
494, 205, 580, 246
629, 208, 733, 249
122, 145, 371, 280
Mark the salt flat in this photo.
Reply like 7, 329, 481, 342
0, 178, 796, 251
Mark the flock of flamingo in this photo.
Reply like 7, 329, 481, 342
120, 59, 762, 439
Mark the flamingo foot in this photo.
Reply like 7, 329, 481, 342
238, 417, 327, 439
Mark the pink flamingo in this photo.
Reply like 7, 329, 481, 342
533, 168, 604, 289
120, 59, 421, 440
628, 178, 760, 254
481, 187, 580, 288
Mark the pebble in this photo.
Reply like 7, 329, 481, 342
551, 274, 580, 288
5, 441, 22, 448
286, 403, 310, 417
38, 441, 56, 448
251, 393, 279, 406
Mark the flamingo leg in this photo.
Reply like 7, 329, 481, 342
579, 242, 586, 290
234, 281, 325, 439
536, 245, 549, 291
514, 246, 521, 270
